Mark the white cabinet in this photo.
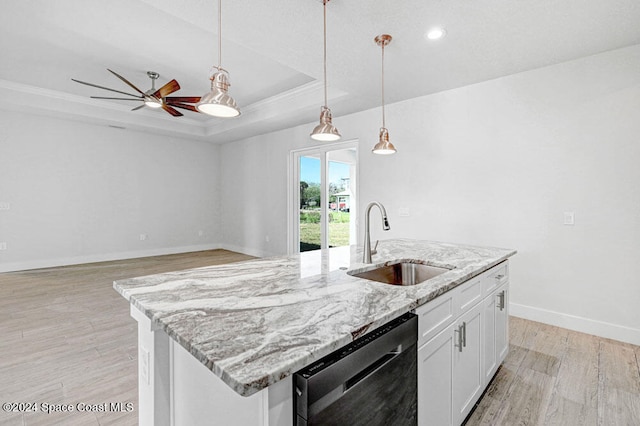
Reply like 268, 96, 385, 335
495, 284, 509, 363
451, 303, 483, 425
482, 289, 498, 383
417, 261, 510, 426
482, 281, 509, 383
417, 320, 454, 426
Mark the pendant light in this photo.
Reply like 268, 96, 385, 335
196, 0, 240, 118
372, 34, 397, 155
310, 0, 341, 142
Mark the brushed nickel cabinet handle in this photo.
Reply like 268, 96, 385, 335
498, 291, 505, 311
462, 322, 467, 348
495, 274, 505, 280
455, 325, 463, 352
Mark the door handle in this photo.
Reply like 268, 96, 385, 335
498, 291, 505, 311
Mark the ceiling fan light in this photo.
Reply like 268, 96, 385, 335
311, 106, 341, 141
144, 98, 163, 109
372, 127, 397, 155
197, 70, 240, 118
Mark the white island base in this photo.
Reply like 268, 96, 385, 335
131, 305, 294, 426
119, 243, 514, 426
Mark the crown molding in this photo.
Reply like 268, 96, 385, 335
0, 78, 350, 144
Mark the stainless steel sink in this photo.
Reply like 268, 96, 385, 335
349, 262, 451, 286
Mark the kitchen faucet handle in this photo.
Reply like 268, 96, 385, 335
371, 240, 379, 255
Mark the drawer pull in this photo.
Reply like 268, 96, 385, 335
495, 274, 505, 280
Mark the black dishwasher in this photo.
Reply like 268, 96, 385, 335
294, 312, 417, 426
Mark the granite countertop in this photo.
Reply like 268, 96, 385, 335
113, 239, 516, 397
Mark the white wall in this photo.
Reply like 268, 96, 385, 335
219, 44, 640, 345
0, 112, 222, 272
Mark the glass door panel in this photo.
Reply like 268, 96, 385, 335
299, 155, 322, 252
290, 142, 357, 254
327, 148, 357, 248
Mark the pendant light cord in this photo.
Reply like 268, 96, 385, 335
323, 0, 328, 108
381, 42, 386, 128
218, 0, 222, 69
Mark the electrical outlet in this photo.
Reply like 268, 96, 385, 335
0, 242, 7, 250
0, 202, 10, 211
398, 207, 410, 217
139, 234, 147, 241
198, 230, 204, 237
265, 235, 270, 242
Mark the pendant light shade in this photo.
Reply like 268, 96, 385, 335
197, 70, 239, 117
372, 34, 396, 155
196, 0, 240, 118
310, 0, 341, 141
311, 106, 341, 141
372, 127, 397, 155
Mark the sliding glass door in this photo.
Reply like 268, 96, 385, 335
289, 141, 358, 253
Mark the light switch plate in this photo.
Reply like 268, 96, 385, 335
0, 202, 10, 211
563, 212, 575, 226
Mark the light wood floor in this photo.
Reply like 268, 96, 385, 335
465, 317, 640, 425
0, 250, 254, 426
1, 250, 639, 426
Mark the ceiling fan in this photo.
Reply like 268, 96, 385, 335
72, 69, 201, 117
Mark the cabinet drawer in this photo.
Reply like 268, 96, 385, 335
458, 277, 482, 314
416, 290, 456, 347
482, 261, 509, 297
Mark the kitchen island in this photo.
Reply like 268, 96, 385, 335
114, 239, 516, 425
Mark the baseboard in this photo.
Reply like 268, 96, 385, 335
218, 243, 273, 259
510, 302, 640, 346
0, 243, 223, 273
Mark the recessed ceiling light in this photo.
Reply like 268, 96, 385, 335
425, 27, 446, 41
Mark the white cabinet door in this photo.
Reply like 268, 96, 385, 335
452, 303, 483, 426
495, 284, 509, 363
418, 324, 454, 426
482, 291, 497, 384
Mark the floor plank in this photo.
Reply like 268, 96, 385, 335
597, 340, 640, 425
494, 366, 556, 425
543, 333, 599, 425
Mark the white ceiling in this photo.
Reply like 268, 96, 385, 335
1, 0, 639, 143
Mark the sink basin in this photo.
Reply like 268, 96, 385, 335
349, 262, 452, 286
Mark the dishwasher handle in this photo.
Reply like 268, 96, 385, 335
345, 347, 401, 392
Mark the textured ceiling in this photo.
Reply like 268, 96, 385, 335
1, 0, 639, 143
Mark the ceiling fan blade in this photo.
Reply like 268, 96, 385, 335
154, 79, 180, 98
107, 69, 146, 96
91, 96, 143, 101
168, 102, 199, 113
162, 104, 183, 117
166, 96, 201, 103
72, 78, 142, 98
132, 104, 145, 111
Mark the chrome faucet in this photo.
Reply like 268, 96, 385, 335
363, 202, 390, 263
